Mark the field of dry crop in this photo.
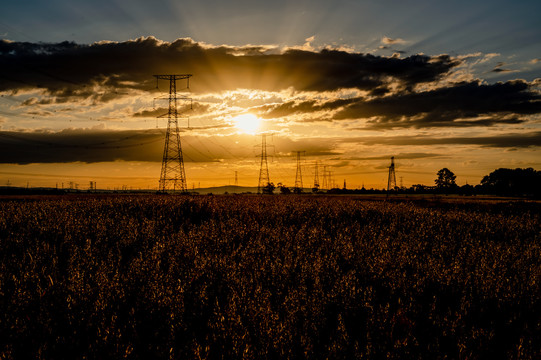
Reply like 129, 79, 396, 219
0, 195, 539, 359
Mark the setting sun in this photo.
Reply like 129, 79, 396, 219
231, 113, 261, 134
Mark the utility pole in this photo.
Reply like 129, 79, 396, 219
257, 134, 271, 194
387, 156, 397, 193
154, 74, 192, 192
234, 171, 238, 186
294, 151, 305, 193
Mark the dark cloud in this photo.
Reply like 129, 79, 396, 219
491, 67, 515, 73
0, 128, 538, 166
337, 80, 541, 128
0, 129, 165, 164
255, 79, 541, 128
0, 129, 338, 164
257, 98, 354, 119
342, 131, 541, 148
0, 128, 237, 164
132, 102, 209, 118
490, 62, 517, 74
334, 153, 444, 161
360, 112, 525, 129
132, 108, 168, 118
20, 97, 55, 106
0, 37, 460, 102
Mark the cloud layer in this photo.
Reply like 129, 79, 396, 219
2, 37, 539, 130
1, 37, 459, 96
0, 129, 338, 164
1, 37, 540, 167
1, 128, 539, 164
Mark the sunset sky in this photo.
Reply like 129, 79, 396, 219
1, 0, 540, 190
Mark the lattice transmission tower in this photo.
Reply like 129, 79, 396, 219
257, 134, 271, 193
154, 74, 192, 192
387, 156, 397, 192
294, 151, 305, 192
322, 165, 328, 190
313, 161, 320, 191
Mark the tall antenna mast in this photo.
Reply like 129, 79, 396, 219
387, 156, 397, 193
257, 134, 271, 193
153, 74, 192, 192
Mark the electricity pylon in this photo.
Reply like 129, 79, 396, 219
294, 151, 305, 193
154, 74, 192, 192
328, 170, 334, 189
322, 165, 328, 190
313, 161, 320, 191
257, 134, 271, 193
387, 156, 397, 193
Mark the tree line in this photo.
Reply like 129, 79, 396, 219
422, 167, 541, 197
262, 167, 540, 198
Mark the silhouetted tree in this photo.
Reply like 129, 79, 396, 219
261, 182, 275, 195
459, 184, 475, 196
480, 168, 541, 197
277, 183, 291, 195
435, 168, 457, 193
